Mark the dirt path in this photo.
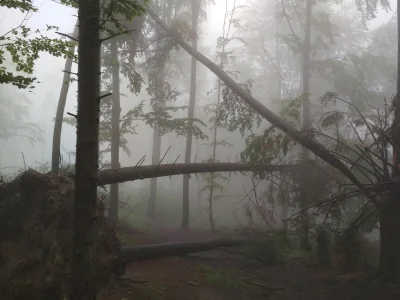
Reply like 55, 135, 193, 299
99, 227, 400, 300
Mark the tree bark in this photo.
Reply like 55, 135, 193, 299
181, 0, 200, 230
51, 18, 79, 174
108, 38, 121, 224
378, 191, 400, 284
148, 125, 161, 219
145, 6, 370, 201
299, 0, 312, 251
71, 0, 100, 298
97, 162, 302, 186
120, 237, 254, 262
380, 0, 400, 283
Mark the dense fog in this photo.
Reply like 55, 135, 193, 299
0, 0, 396, 231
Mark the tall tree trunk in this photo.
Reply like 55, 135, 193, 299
51, 19, 79, 174
299, 0, 312, 251
378, 192, 400, 283
207, 80, 221, 232
148, 125, 161, 219
181, 0, 200, 230
108, 38, 121, 224
280, 180, 289, 225
379, 0, 400, 283
70, 0, 100, 298
148, 64, 166, 220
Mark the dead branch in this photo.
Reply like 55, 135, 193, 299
243, 279, 285, 291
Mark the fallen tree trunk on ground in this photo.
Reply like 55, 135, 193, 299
120, 237, 254, 262
0, 170, 260, 297
97, 162, 301, 186
145, 6, 372, 203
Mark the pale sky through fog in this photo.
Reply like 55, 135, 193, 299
0, 0, 396, 171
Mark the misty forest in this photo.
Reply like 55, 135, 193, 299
1, 0, 400, 299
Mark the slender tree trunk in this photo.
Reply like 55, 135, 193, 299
378, 192, 400, 283
108, 38, 121, 224
208, 82, 220, 232
275, 33, 282, 100
280, 181, 289, 224
148, 125, 162, 219
181, 0, 200, 229
148, 64, 166, 220
299, 0, 312, 251
206, 0, 232, 232
70, 0, 100, 298
51, 19, 79, 173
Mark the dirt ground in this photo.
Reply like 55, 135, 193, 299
98, 227, 400, 300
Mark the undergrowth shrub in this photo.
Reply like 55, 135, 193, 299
332, 231, 379, 271
243, 232, 292, 264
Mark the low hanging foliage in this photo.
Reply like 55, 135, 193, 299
0, 20, 76, 88
240, 97, 302, 169
217, 79, 262, 135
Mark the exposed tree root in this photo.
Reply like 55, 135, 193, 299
0, 170, 124, 300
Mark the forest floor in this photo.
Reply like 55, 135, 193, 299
98, 226, 400, 300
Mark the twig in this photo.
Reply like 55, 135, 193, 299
21, 152, 26, 170
135, 155, 146, 167
56, 31, 78, 41
243, 280, 285, 291
99, 92, 113, 100
159, 146, 171, 165
62, 70, 78, 76
100, 30, 135, 43
218, 247, 242, 255
67, 112, 78, 118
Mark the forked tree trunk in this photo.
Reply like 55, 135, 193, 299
51, 18, 79, 174
181, 0, 200, 230
71, 0, 101, 298
108, 38, 121, 224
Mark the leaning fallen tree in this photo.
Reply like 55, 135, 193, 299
97, 162, 303, 186
144, 5, 372, 203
